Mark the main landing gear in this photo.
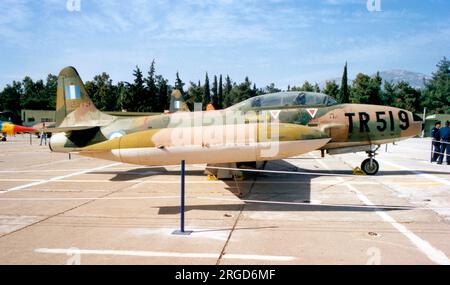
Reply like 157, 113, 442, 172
361, 147, 380, 175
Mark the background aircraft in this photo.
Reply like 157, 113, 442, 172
48, 67, 422, 176
0, 120, 36, 141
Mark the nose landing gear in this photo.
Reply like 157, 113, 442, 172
361, 147, 380, 175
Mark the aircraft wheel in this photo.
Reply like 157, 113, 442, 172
361, 158, 379, 175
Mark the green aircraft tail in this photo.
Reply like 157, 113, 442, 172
55, 67, 114, 129
169, 89, 190, 113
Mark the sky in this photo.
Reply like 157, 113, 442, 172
0, 0, 449, 89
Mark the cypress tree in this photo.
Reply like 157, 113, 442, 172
212, 75, 218, 108
223, 75, 233, 108
203, 72, 211, 109
132, 66, 146, 112
218, 75, 223, 109
340, 62, 349, 103
145, 60, 158, 112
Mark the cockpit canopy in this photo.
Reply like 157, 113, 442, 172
228, 91, 338, 111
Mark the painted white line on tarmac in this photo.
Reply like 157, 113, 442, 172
38, 180, 221, 184
0, 163, 122, 194
0, 169, 98, 173
0, 178, 381, 185
0, 165, 166, 174
0, 196, 180, 201
314, 154, 450, 264
378, 159, 450, 186
346, 183, 450, 265
4, 178, 437, 186
34, 248, 295, 261
0, 179, 42, 182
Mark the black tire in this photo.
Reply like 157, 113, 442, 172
361, 158, 379, 175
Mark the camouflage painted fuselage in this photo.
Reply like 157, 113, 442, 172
49, 67, 422, 166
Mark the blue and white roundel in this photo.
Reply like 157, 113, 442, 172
108, 131, 125, 140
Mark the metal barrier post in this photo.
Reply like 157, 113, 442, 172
172, 160, 192, 235
431, 141, 434, 162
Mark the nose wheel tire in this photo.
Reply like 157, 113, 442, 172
361, 158, 379, 175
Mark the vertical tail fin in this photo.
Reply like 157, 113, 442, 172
169, 89, 190, 113
56, 67, 113, 127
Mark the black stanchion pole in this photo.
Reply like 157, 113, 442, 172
173, 160, 192, 235
431, 141, 434, 162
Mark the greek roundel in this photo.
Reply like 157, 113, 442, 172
65, 85, 81, 100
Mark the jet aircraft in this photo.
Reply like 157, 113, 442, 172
0, 120, 36, 141
48, 67, 422, 176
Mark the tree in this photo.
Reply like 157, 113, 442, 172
117, 81, 132, 111
423, 57, 450, 114
322, 81, 339, 100
223, 75, 233, 108
145, 60, 158, 112
393, 81, 422, 114
382, 81, 396, 106
131, 66, 146, 112
290, 81, 313, 92
86, 73, 118, 111
156, 75, 169, 112
368, 72, 383, 105
203, 73, 211, 109
212, 75, 218, 108
313, 83, 321, 93
339, 62, 349, 103
188, 81, 203, 108
22, 76, 53, 110
218, 75, 223, 109
174, 71, 185, 96
350, 73, 372, 104
21, 76, 34, 108
44, 74, 58, 109
0, 81, 22, 121
350, 72, 383, 105
264, 83, 281, 94
245, 76, 258, 100
228, 76, 254, 105
301, 81, 313, 92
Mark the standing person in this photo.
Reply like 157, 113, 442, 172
437, 121, 450, 165
431, 121, 441, 162
39, 123, 47, 146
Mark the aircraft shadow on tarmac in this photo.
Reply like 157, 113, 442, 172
153, 160, 413, 215
88, 160, 424, 214
92, 168, 206, 181
90, 162, 448, 182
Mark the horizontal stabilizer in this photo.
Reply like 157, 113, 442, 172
46, 126, 98, 133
